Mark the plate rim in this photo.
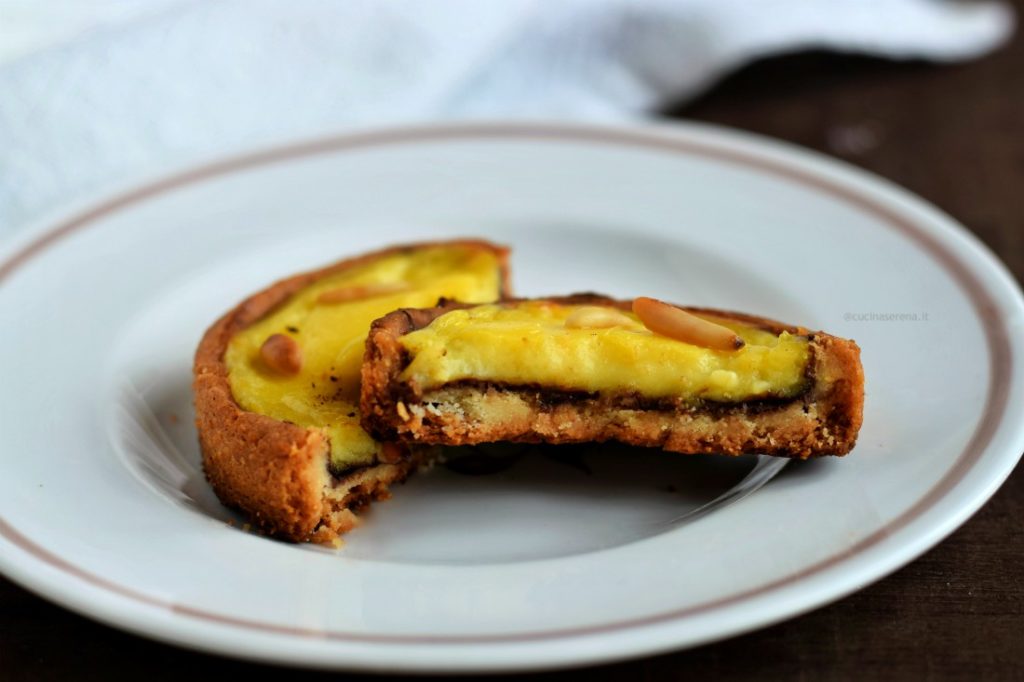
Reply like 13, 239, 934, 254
1, 120, 1022, 671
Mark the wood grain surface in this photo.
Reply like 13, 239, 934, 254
3, 9, 1022, 682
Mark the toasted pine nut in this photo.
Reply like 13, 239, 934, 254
564, 306, 634, 329
396, 401, 410, 421
632, 297, 745, 351
316, 282, 409, 304
259, 333, 303, 374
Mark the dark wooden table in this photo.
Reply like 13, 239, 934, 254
5, 12, 1023, 682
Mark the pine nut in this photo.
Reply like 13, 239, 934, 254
316, 282, 409, 304
564, 306, 634, 329
259, 333, 303, 374
632, 297, 745, 351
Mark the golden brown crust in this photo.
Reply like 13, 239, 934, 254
360, 295, 864, 458
193, 240, 511, 543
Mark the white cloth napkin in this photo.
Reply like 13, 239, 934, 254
0, 0, 1014, 233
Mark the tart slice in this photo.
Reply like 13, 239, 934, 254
193, 241, 509, 543
360, 295, 864, 457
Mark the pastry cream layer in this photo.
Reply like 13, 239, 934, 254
226, 246, 503, 469
400, 302, 810, 402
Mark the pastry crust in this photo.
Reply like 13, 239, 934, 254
193, 240, 511, 543
360, 294, 864, 458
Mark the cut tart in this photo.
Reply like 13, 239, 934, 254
193, 241, 510, 543
360, 295, 864, 457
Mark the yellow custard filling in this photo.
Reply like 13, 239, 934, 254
225, 245, 503, 469
399, 302, 811, 402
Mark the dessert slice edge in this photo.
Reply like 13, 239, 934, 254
360, 294, 864, 459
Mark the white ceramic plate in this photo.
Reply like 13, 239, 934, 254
1, 122, 1022, 673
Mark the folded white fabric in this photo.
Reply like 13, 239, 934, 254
0, 0, 1014, 233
